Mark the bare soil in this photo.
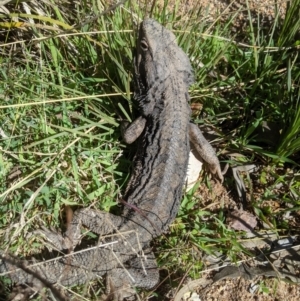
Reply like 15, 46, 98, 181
176, 177, 299, 301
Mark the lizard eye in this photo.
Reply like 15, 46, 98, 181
140, 39, 148, 51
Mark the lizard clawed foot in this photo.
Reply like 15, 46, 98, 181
103, 275, 136, 301
189, 122, 225, 183
207, 161, 229, 183
33, 226, 74, 251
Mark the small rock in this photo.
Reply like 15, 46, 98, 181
227, 210, 257, 232
249, 283, 259, 294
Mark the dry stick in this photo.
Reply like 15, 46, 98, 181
1, 254, 67, 301
73, 0, 129, 30
118, 197, 174, 277
27, 0, 130, 47
0, 241, 119, 278
172, 264, 194, 298
118, 198, 163, 236
0, 0, 130, 54
0, 0, 13, 6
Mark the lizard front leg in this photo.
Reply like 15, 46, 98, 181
189, 122, 224, 182
121, 116, 146, 144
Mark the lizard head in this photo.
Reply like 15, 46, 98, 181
134, 18, 194, 104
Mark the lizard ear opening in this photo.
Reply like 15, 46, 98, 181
140, 39, 149, 51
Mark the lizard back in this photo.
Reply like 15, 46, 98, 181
122, 18, 194, 234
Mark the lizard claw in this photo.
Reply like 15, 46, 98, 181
104, 275, 136, 301
34, 226, 73, 251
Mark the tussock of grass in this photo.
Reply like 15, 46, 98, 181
0, 0, 300, 299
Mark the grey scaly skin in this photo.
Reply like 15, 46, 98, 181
0, 18, 223, 299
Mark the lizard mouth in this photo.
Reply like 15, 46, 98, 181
134, 48, 148, 95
